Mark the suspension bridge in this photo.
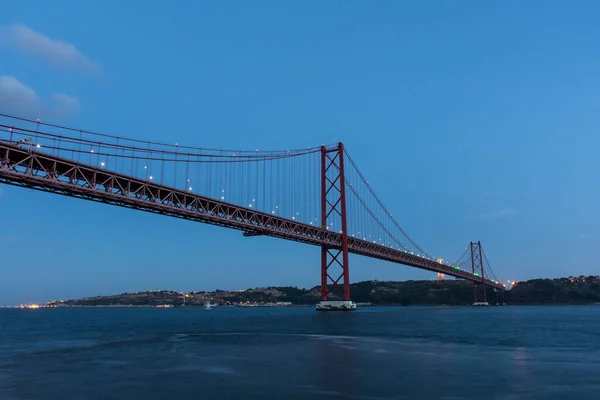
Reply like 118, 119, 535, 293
0, 113, 505, 310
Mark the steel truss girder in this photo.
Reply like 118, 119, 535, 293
0, 141, 504, 291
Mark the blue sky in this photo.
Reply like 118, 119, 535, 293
1, 1, 599, 305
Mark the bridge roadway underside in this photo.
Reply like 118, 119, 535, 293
0, 141, 503, 290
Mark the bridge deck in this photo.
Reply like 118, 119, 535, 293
0, 141, 503, 290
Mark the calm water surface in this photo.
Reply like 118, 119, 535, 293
0, 306, 599, 399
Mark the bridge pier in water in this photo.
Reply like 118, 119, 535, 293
316, 143, 356, 311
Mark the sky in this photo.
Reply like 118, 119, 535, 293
1, 1, 600, 305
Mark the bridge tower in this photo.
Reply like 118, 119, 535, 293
470, 241, 488, 305
316, 142, 356, 311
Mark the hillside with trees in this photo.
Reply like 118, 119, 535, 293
46, 276, 600, 307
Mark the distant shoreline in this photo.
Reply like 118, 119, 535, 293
4, 303, 600, 310
8, 276, 600, 308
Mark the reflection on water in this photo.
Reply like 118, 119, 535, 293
509, 347, 535, 396
0, 306, 599, 399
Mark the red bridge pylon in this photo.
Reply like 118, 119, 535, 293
317, 142, 355, 311
470, 241, 488, 305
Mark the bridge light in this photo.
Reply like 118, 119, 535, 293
149, 176, 153, 180
36, 144, 41, 148
100, 162, 105, 167
91, 149, 94, 153
188, 187, 192, 191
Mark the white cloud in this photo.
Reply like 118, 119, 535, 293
0, 76, 80, 119
478, 208, 518, 220
0, 24, 99, 74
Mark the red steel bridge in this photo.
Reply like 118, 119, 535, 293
0, 113, 504, 309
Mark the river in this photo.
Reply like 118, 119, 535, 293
1, 305, 599, 399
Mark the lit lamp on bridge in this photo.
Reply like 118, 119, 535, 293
437, 259, 445, 281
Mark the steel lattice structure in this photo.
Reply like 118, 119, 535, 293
0, 140, 504, 292
321, 143, 351, 301
470, 241, 488, 302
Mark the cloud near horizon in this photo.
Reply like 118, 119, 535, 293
0, 76, 81, 119
0, 24, 99, 74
